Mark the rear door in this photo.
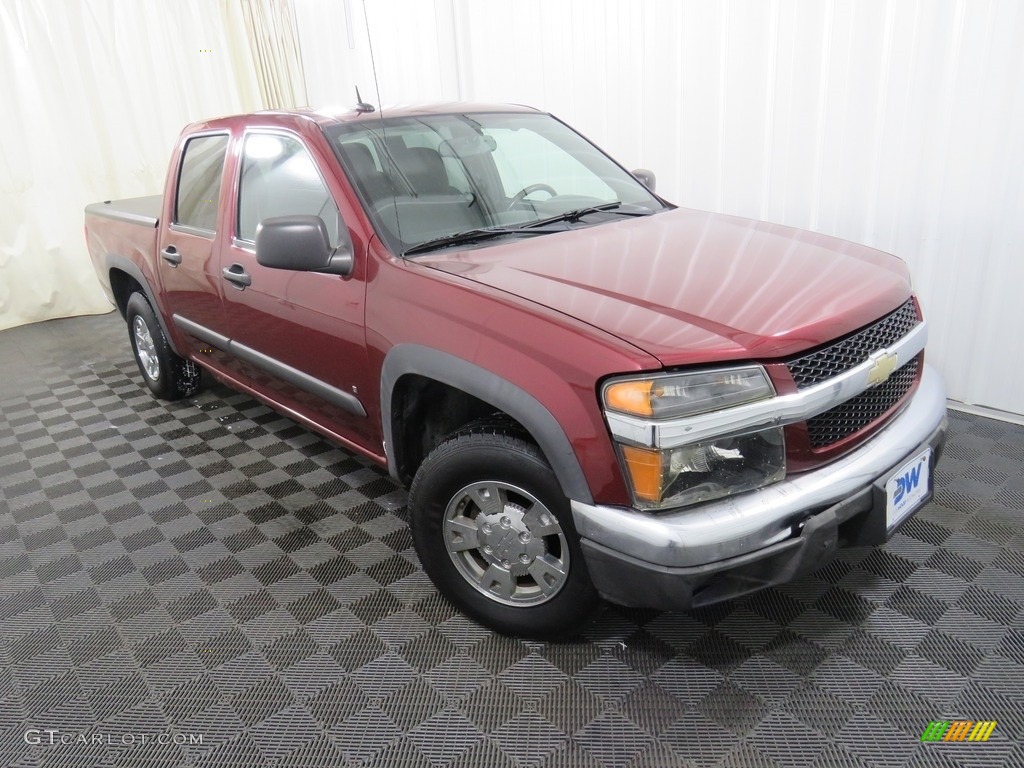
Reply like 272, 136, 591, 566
219, 129, 375, 448
157, 132, 233, 366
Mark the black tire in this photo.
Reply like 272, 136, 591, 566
409, 424, 600, 638
125, 292, 201, 400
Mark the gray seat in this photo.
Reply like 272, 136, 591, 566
345, 144, 484, 246
392, 147, 461, 196
338, 143, 395, 204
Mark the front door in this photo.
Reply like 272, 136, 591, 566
219, 130, 375, 450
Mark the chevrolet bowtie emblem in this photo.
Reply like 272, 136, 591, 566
867, 351, 898, 386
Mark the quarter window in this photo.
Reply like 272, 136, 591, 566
175, 134, 229, 232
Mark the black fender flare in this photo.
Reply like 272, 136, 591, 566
380, 344, 593, 504
105, 255, 184, 357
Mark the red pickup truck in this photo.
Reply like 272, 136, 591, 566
85, 104, 947, 636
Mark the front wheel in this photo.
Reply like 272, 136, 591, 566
409, 424, 599, 637
125, 292, 201, 400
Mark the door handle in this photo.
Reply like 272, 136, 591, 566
222, 264, 252, 289
160, 246, 182, 266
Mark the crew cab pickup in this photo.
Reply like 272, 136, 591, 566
85, 104, 947, 636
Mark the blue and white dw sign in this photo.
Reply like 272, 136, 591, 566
886, 448, 932, 529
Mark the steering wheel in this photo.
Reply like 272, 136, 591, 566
508, 183, 557, 209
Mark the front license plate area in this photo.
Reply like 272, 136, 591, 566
885, 448, 932, 532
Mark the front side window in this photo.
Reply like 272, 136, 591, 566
175, 134, 229, 232
237, 133, 342, 247
326, 112, 666, 255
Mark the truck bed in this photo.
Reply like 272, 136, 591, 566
84, 195, 163, 307
84, 195, 162, 228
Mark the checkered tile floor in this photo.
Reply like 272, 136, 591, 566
1, 312, 1022, 767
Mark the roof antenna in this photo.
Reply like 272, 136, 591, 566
354, 86, 375, 113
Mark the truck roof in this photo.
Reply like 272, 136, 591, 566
186, 102, 541, 134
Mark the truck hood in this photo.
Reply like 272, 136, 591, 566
416, 207, 912, 366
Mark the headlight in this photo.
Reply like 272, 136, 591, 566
618, 428, 786, 510
603, 366, 784, 510
603, 366, 775, 419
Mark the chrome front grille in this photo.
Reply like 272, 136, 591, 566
787, 300, 919, 389
786, 299, 921, 450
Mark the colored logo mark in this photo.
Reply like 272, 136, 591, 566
921, 720, 997, 742
893, 462, 924, 505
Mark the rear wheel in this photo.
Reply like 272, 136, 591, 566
409, 423, 599, 637
125, 292, 201, 400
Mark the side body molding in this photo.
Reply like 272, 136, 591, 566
380, 344, 593, 504
172, 315, 367, 418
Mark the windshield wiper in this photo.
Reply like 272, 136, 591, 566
403, 226, 545, 256
519, 202, 653, 229
402, 203, 655, 256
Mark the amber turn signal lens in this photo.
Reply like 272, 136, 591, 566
619, 445, 663, 503
604, 380, 654, 416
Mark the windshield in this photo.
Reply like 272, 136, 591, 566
324, 111, 667, 255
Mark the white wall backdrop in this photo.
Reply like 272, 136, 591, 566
297, 0, 1024, 416
1, 1, 1020, 415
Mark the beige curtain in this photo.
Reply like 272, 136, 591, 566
0, 0, 307, 333
235, 0, 309, 109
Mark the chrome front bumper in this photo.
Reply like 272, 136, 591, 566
572, 363, 948, 610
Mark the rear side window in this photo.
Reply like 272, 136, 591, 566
237, 133, 342, 246
175, 134, 229, 232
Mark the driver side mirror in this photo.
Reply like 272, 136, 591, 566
255, 215, 353, 276
631, 168, 656, 192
